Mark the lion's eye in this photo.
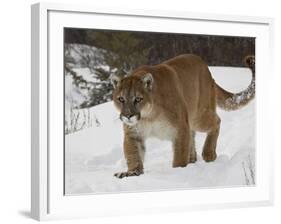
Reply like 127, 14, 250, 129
134, 97, 143, 103
118, 97, 125, 103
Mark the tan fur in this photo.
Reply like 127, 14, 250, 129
112, 54, 255, 178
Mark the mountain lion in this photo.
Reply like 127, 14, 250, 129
111, 54, 255, 178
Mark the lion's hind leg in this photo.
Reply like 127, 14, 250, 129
195, 111, 221, 162
202, 113, 220, 162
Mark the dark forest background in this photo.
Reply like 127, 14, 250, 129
64, 28, 255, 108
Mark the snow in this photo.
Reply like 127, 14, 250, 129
65, 75, 88, 111
65, 66, 255, 195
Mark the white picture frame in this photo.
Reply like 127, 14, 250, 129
31, 2, 274, 221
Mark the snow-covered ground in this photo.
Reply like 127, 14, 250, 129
65, 66, 255, 195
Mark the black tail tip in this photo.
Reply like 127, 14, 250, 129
244, 55, 255, 67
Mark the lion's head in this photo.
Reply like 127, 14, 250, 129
111, 72, 154, 126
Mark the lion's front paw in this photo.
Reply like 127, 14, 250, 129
114, 169, 144, 179
202, 151, 217, 162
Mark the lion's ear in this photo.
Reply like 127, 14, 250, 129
110, 74, 121, 88
142, 73, 153, 90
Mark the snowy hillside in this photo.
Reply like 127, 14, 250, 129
65, 44, 113, 117
65, 66, 255, 195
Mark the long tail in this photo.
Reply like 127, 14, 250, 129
216, 56, 255, 111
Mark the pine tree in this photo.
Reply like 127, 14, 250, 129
87, 31, 150, 76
